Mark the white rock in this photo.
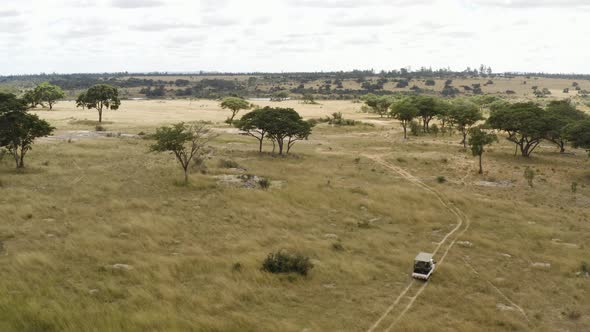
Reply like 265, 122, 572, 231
112, 264, 133, 270
496, 303, 515, 311
531, 262, 551, 268
324, 233, 339, 239
457, 241, 473, 248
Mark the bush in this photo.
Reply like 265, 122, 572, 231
95, 125, 106, 132
332, 242, 344, 251
430, 124, 439, 136
219, 159, 240, 168
262, 251, 313, 276
319, 112, 364, 126
258, 178, 271, 190
436, 176, 446, 183
410, 120, 421, 136
524, 167, 535, 187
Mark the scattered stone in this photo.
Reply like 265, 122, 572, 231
42, 218, 56, 223
500, 253, 512, 258
215, 174, 279, 189
551, 239, 579, 249
497, 303, 515, 311
112, 264, 133, 270
118, 232, 129, 238
324, 233, 338, 239
457, 241, 473, 248
531, 262, 551, 269
322, 283, 336, 289
476, 180, 513, 187
89, 289, 99, 295
46, 233, 56, 238
527, 221, 536, 225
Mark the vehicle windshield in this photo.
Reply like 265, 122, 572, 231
413, 261, 432, 274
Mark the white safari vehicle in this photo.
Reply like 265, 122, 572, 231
412, 252, 436, 280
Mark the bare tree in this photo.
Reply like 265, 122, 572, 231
150, 122, 216, 184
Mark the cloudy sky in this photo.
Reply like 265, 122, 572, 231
0, 0, 588, 74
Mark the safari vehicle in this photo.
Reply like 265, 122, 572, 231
412, 252, 436, 280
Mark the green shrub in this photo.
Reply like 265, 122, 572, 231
262, 251, 313, 276
258, 178, 271, 190
430, 124, 439, 136
436, 176, 446, 183
410, 120, 421, 136
332, 242, 344, 251
524, 167, 535, 187
219, 159, 240, 169
95, 125, 106, 132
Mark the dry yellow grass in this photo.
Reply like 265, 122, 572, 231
1, 100, 589, 331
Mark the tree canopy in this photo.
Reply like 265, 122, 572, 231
566, 120, 590, 152
220, 97, 251, 123
544, 100, 588, 153
449, 99, 483, 147
487, 102, 551, 157
33, 82, 65, 110
0, 93, 54, 168
390, 98, 418, 139
150, 122, 214, 184
77, 84, 121, 122
363, 94, 395, 118
468, 126, 497, 174
235, 107, 313, 154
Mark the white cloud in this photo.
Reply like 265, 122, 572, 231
470, 0, 590, 8
111, 0, 163, 9
1, 0, 589, 74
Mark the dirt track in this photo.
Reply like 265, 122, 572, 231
363, 154, 528, 331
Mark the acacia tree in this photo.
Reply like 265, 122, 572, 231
22, 90, 42, 108
76, 92, 88, 110
234, 107, 274, 152
0, 93, 54, 168
449, 99, 483, 147
236, 107, 312, 155
566, 120, 590, 153
220, 97, 250, 123
264, 108, 313, 155
150, 122, 215, 184
412, 95, 439, 132
34, 82, 65, 110
468, 126, 497, 174
487, 102, 551, 157
363, 94, 394, 118
77, 84, 121, 122
544, 100, 587, 153
271, 91, 289, 101
390, 98, 418, 139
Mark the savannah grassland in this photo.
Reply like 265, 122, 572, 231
0, 98, 589, 331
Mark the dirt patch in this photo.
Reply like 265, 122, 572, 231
215, 174, 282, 189
42, 130, 139, 142
475, 180, 514, 187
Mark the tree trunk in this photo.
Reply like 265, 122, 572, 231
461, 130, 467, 148
183, 167, 189, 184
98, 109, 103, 123
49, 102, 53, 110
12, 149, 20, 168
403, 125, 407, 139
478, 154, 483, 174
559, 140, 565, 153
277, 139, 284, 155
258, 137, 264, 153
